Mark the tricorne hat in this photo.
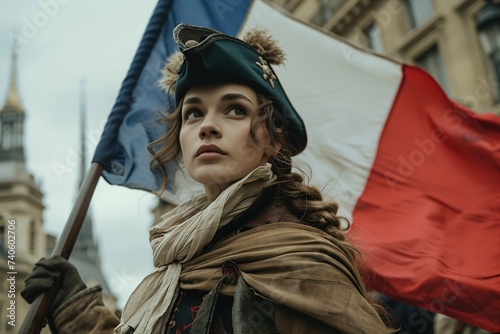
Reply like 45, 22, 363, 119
159, 23, 307, 156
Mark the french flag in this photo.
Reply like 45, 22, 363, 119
92, 0, 500, 331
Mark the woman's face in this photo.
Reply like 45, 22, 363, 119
179, 83, 271, 197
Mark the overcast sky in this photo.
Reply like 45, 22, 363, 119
0, 0, 164, 308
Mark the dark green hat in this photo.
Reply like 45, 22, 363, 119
160, 23, 307, 156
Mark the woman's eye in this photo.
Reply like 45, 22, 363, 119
228, 106, 247, 116
184, 109, 203, 120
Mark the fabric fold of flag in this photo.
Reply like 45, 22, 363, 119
351, 65, 500, 331
92, 0, 500, 331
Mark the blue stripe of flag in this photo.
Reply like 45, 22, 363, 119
92, 0, 253, 192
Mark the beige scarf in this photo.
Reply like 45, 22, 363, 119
116, 164, 276, 334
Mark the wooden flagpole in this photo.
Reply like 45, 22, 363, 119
19, 162, 103, 334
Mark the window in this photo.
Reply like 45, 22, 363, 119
478, 20, 500, 101
311, 0, 347, 26
363, 22, 385, 53
0, 216, 5, 255
2, 124, 12, 150
491, 50, 500, 100
13, 122, 22, 148
405, 0, 433, 28
30, 221, 36, 254
415, 45, 450, 94
6, 317, 14, 332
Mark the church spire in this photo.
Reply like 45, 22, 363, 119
69, 79, 114, 301
72, 78, 99, 264
2, 44, 23, 113
0, 44, 25, 162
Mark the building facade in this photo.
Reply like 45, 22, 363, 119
272, 0, 500, 115
0, 49, 49, 333
0, 51, 117, 333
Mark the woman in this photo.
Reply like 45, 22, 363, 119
22, 24, 394, 334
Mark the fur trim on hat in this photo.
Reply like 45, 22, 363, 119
158, 28, 285, 95
242, 29, 285, 66
159, 52, 184, 95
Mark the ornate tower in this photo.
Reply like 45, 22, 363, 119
0, 46, 47, 332
0, 47, 25, 162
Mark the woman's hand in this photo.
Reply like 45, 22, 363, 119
21, 255, 87, 312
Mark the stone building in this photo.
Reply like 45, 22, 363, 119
0, 50, 117, 333
0, 48, 49, 333
272, 0, 500, 115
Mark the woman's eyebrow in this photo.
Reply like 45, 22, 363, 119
221, 93, 254, 105
183, 96, 202, 105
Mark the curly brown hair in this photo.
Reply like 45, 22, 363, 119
150, 94, 348, 237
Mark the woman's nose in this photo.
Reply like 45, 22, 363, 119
199, 116, 221, 139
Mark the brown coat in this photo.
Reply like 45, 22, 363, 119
181, 205, 390, 333
54, 203, 391, 333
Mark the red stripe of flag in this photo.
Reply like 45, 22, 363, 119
352, 64, 500, 332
